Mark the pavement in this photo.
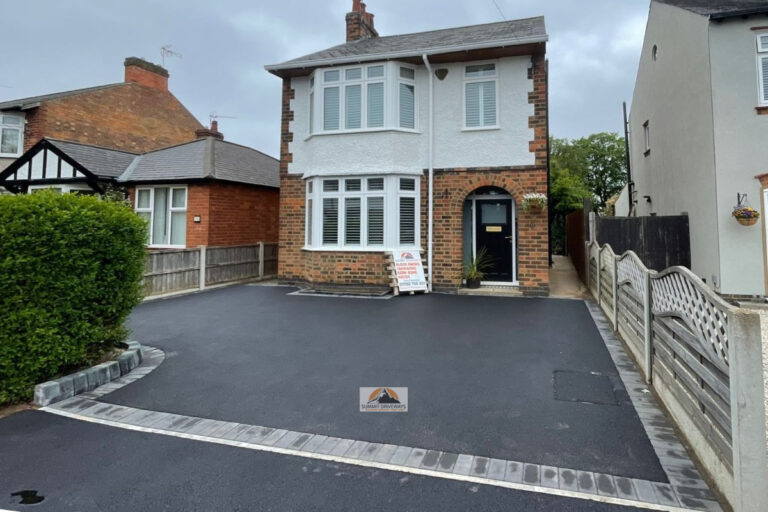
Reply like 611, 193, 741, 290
0, 284, 722, 511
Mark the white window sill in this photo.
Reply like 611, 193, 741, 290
147, 245, 187, 250
302, 246, 423, 253
0, 153, 22, 158
461, 126, 500, 132
305, 127, 421, 141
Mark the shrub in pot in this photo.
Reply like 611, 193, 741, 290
463, 247, 493, 289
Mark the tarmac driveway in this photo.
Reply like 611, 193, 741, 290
101, 284, 666, 482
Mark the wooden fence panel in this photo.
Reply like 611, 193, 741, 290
143, 249, 200, 295
263, 242, 278, 276
596, 215, 690, 271
206, 245, 260, 286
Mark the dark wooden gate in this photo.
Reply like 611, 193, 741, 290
596, 215, 690, 271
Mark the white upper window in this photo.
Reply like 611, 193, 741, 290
310, 62, 417, 134
464, 63, 498, 129
135, 186, 187, 247
0, 114, 24, 157
305, 175, 419, 250
758, 34, 768, 106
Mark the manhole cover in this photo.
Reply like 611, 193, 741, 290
553, 371, 619, 406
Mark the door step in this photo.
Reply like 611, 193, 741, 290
457, 285, 522, 297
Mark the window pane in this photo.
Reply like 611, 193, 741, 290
137, 189, 151, 209
399, 83, 415, 129
0, 128, 20, 154
345, 68, 362, 80
400, 67, 415, 80
171, 211, 186, 245
762, 56, 768, 102
345, 197, 361, 245
324, 70, 340, 82
345, 84, 362, 129
153, 188, 169, 245
465, 82, 481, 127
367, 65, 384, 78
307, 180, 313, 194
367, 197, 384, 245
324, 87, 340, 131
482, 81, 497, 126
481, 202, 507, 224
466, 64, 495, 78
367, 82, 384, 128
400, 178, 415, 191
323, 179, 339, 192
172, 188, 186, 208
399, 197, 415, 245
345, 179, 361, 191
307, 198, 313, 245
2, 115, 21, 125
137, 211, 151, 226
367, 177, 384, 191
760, 35, 768, 51
309, 91, 314, 133
322, 198, 339, 245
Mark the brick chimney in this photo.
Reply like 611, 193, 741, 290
346, 0, 378, 42
124, 57, 169, 91
195, 120, 224, 140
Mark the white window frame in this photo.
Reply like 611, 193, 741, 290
0, 113, 24, 157
310, 62, 419, 136
135, 185, 188, 248
304, 175, 420, 251
643, 120, 651, 155
757, 33, 768, 106
463, 61, 499, 131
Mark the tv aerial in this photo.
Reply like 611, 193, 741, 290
160, 45, 182, 66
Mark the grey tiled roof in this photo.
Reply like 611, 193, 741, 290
0, 83, 125, 111
118, 138, 279, 188
657, 0, 768, 18
266, 17, 547, 71
47, 139, 138, 179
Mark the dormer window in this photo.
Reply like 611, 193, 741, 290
0, 114, 23, 157
310, 62, 416, 134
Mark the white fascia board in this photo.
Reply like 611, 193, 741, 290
264, 35, 548, 72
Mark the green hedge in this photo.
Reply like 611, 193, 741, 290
0, 191, 147, 404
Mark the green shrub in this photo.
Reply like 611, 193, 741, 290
0, 191, 147, 404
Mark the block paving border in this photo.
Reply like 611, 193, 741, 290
42, 329, 721, 512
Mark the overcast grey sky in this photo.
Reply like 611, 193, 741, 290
0, 0, 650, 157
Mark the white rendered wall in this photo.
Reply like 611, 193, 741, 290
288, 55, 534, 177
709, 19, 768, 295
629, 2, 720, 285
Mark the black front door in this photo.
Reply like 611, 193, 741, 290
475, 198, 513, 281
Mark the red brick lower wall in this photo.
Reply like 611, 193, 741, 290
128, 182, 279, 248
278, 168, 549, 295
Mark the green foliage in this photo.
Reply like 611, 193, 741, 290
0, 191, 147, 404
463, 247, 494, 280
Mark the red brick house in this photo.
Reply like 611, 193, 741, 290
0, 131, 279, 249
0, 57, 203, 175
266, 2, 549, 295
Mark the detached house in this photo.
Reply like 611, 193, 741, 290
266, 1, 549, 295
627, 0, 768, 296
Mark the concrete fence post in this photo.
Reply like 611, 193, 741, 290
612, 254, 618, 329
258, 241, 265, 279
642, 270, 653, 383
199, 245, 207, 290
727, 309, 768, 512
596, 247, 602, 307
588, 211, 596, 243
584, 242, 590, 290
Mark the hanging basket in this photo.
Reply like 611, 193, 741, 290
736, 217, 758, 226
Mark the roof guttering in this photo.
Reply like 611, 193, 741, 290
710, 7, 768, 20
264, 34, 548, 73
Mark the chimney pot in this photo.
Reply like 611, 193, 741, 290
211, 120, 219, 132
360, 2, 366, 13
352, 0, 361, 12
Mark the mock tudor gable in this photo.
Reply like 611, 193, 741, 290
267, 2, 549, 295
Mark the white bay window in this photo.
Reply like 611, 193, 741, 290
758, 34, 768, 106
305, 175, 419, 250
135, 186, 187, 247
310, 62, 417, 134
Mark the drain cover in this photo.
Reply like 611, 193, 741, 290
553, 371, 619, 406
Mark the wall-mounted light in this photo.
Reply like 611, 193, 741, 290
193, 215, 201, 223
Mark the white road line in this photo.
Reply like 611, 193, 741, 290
42, 406, 694, 512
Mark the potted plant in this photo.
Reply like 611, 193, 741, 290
521, 192, 547, 211
463, 247, 493, 289
732, 206, 760, 226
